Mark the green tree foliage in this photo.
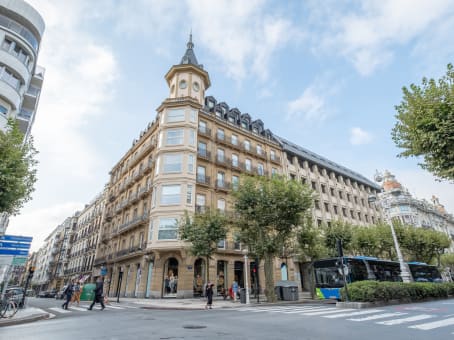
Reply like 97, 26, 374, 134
0, 119, 38, 215
179, 210, 228, 282
349, 223, 395, 259
396, 223, 451, 264
322, 220, 353, 257
392, 63, 454, 181
440, 253, 454, 272
232, 175, 314, 302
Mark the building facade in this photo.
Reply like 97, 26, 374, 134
0, 0, 45, 235
92, 36, 385, 299
376, 170, 454, 248
67, 190, 106, 284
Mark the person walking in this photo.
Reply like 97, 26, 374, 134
71, 281, 81, 306
88, 278, 105, 311
205, 283, 214, 310
232, 280, 239, 302
61, 281, 74, 310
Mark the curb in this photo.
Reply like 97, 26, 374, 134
0, 313, 50, 327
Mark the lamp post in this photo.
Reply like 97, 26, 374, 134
242, 248, 250, 304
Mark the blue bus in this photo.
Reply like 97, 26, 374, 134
314, 256, 443, 300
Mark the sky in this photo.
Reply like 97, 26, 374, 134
7, 0, 454, 252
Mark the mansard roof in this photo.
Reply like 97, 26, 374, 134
275, 136, 381, 190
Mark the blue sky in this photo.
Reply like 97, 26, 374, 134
8, 0, 454, 251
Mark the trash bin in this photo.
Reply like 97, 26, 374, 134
274, 281, 299, 301
80, 283, 95, 301
240, 288, 246, 303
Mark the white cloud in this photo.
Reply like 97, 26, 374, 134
308, 0, 454, 75
8, 202, 84, 252
350, 127, 373, 145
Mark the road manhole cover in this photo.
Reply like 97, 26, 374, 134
183, 325, 207, 329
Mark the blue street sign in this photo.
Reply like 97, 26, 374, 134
0, 235, 33, 243
0, 249, 29, 256
0, 241, 31, 249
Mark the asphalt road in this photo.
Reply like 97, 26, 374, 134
4, 298, 454, 339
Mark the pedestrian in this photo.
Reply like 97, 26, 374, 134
61, 281, 74, 310
71, 281, 81, 306
88, 278, 106, 311
232, 280, 239, 302
205, 283, 214, 309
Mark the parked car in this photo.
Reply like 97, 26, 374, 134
38, 289, 57, 298
6, 287, 25, 307
56, 285, 68, 299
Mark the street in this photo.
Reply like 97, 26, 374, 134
3, 298, 454, 339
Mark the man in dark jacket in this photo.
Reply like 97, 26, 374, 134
88, 278, 105, 311
61, 281, 74, 310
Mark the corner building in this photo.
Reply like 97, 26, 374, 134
97, 37, 382, 298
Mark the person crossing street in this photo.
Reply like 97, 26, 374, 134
88, 278, 105, 311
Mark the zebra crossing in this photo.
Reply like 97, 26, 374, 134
236, 305, 454, 332
48, 303, 127, 314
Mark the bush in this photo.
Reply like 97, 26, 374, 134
340, 281, 453, 302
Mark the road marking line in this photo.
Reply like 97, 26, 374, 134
409, 317, 454, 330
348, 312, 408, 321
300, 309, 354, 316
47, 312, 56, 319
104, 305, 124, 309
323, 309, 384, 318
49, 307, 72, 313
377, 314, 434, 325
69, 306, 88, 312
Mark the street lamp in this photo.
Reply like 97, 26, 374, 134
242, 248, 250, 304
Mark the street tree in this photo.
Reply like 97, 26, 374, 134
322, 220, 354, 257
232, 175, 313, 302
179, 210, 228, 283
0, 119, 38, 215
392, 63, 454, 181
396, 224, 451, 264
351, 226, 379, 257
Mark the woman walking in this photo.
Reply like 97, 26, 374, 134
205, 283, 214, 310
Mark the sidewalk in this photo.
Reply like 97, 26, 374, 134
0, 307, 50, 327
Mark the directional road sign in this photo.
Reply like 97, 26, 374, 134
0, 241, 31, 249
12, 257, 27, 266
0, 249, 29, 256
0, 235, 33, 243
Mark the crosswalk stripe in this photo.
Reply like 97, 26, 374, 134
69, 306, 88, 312
299, 309, 354, 316
376, 314, 434, 325
104, 305, 123, 310
323, 309, 384, 319
409, 317, 454, 330
280, 308, 327, 314
49, 307, 72, 313
348, 312, 408, 322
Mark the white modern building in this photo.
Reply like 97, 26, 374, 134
0, 0, 45, 235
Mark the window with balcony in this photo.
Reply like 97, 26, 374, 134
198, 141, 207, 157
186, 185, 193, 204
217, 148, 225, 162
163, 154, 182, 173
217, 128, 225, 140
167, 109, 185, 122
217, 198, 225, 211
196, 194, 206, 212
166, 129, 184, 145
199, 121, 207, 134
217, 239, 226, 249
270, 150, 276, 160
232, 175, 239, 190
233, 233, 241, 250
256, 145, 263, 155
161, 185, 181, 205
231, 134, 238, 145
158, 217, 178, 240
217, 172, 225, 187
245, 159, 252, 171
244, 140, 250, 151
257, 163, 264, 176
197, 166, 206, 182
232, 154, 239, 167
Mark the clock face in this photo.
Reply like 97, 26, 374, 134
193, 82, 200, 92
179, 80, 187, 89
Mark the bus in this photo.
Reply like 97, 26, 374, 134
314, 256, 443, 300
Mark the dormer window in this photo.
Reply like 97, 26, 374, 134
228, 116, 235, 123
241, 121, 248, 129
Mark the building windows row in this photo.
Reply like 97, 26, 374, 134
1, 37, 31, 67
164, 108, 197, 124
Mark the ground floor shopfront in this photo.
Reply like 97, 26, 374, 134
99, 248, 304, 299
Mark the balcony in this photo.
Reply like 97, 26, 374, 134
128, 192, 139, 205
215, 181, 231, 192
195, 205, 208, 213
255, 150, 267, 160
101, 232, 110, 244
138, 183, 152, 198
196, 175, 210, 186
270, 155, 281, 165
94, 256, 107, 266
198, 126, 211, 138
108, 192, 116, 202
143, 160, 154, 174
197, 149, 211, 161
105, 211, 113, 222
117, 214, 149, 235
215, 155, 231, 168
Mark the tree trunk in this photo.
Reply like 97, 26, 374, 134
264, 253, 276, 302
206, 256, 210, 283
308, 262, 315, 299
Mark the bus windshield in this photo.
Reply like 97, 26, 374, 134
408, 264, 442, 282
314, 259, 344, 288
